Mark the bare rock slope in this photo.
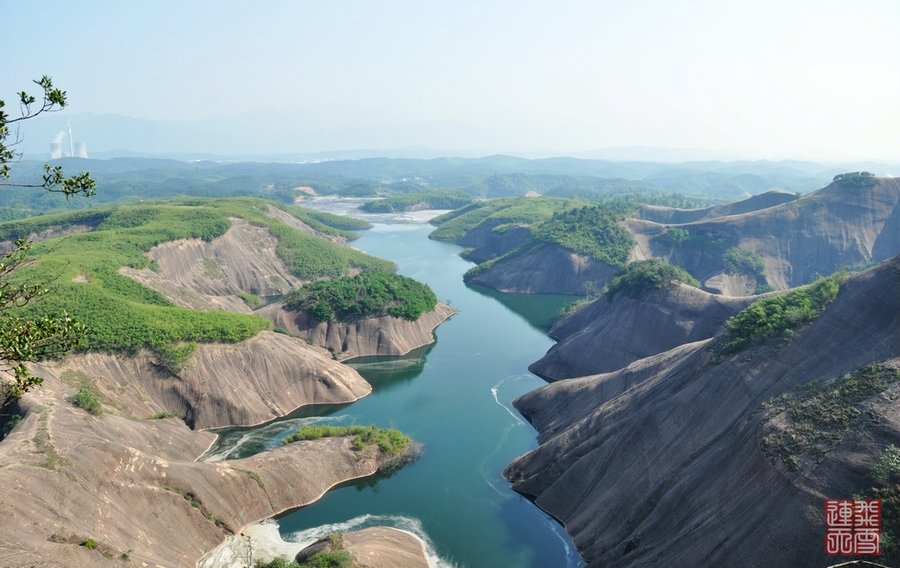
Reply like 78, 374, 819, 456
505, 256, 900, 567
466, 243, 618, 294
529, 283, 753, 380
122, 217, 304, 312
635, 189, 797, 224
460, 177, 900, 296
0, 354, 379, 568
260, 301, 455, 359
640, 176, 900, 291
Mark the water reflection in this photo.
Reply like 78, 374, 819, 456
465, 284, 580, 333
346, 342, 436, 393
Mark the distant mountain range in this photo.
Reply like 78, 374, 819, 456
17, 111, 900, 170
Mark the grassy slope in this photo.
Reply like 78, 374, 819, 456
7, 197, 392, 357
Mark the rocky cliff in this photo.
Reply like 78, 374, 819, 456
31, 331, 371, 430
457, 222, 532, 263
455, 177, 900, 296
505, 256, 900, 567
121, 217, 305, 312
640, 176, 900, 291
259, 302, 455, 359
0, 332, 378, 566
466, 243, 618, 294
529, 283, 753, 380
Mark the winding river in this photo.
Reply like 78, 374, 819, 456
207, 217, 585, 567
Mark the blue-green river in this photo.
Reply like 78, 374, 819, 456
207, 221, 585, 568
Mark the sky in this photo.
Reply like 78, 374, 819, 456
2, 0, 899, 161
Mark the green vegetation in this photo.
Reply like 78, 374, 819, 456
81, 538, 98, 550
283, 424, 412, 457
872, 445, 900, 485
605, 259, 699, 299
4, 198, 397, 360
237, 291, 262, 308
0, 76, 96, 412
720, 273, 844, 354
654, 227, 691, 246
833, 171, 876, 187
360, 190, 474, 213
722, 247, 766, 276
148, 410, 176, 420
154, 342, 197, 374
429, 197, 582, 241
274, 203, 371, 240
256, 546, 354, 568
653, 226, 730, 252
531, 205, 635, 267
759, 364, 900, 470
285, 271, 437, 322
71, 387, 102, 415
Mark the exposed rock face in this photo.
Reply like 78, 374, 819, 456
457, 178, 900, 296
31, 331, 371, 430
457, 222, 532, 263
529, 283, 753, 380
0, 223, 99, 254
342, 527, 430, 568
635, 190, 797, 224
640, 177, 900, 291
0, 372, 380, 568
466, 243, 618, 294
121, 217, 304, 312
205, 525, 430, 568
505, 257, 900, 567
258, 302, 455, 358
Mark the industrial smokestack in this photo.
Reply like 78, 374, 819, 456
67, 122, 74, 157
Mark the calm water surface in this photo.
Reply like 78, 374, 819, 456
209, 222, 584, 568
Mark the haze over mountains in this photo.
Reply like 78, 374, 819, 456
18, 111, 900, 170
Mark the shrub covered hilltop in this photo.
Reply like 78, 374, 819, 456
1, 197, 393, 361
284, 271, 438, 322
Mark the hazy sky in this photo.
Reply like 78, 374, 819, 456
3, 0, 899, 160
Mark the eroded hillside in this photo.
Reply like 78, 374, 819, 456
505, 256, 900, 567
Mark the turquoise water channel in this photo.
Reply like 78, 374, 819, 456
207, 222, 584, 567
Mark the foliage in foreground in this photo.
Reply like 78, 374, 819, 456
285, 271, 437, 322
605, 259, 699, 299
283, 425, 412, 457
719, 273, 844, 354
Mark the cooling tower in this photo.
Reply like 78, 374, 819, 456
75, 142, 88, 159
49, 142, 63, 159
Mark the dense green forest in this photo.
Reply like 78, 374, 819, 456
285, 271, 437, 321
604, 259, 700, 298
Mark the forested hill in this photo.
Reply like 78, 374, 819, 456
5, 154, 878, 219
